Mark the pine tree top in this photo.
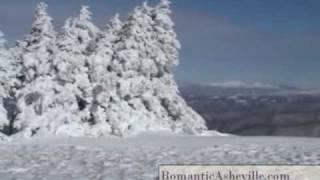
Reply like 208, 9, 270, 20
72, 5, 99, 38
102, 14, 122, 35
142, 1, 149, 10
58, 5, 99, 52
35, 2, 49, 17
30, 2, 55, 38
109, 14, 122, 29
60, 6, 96, 37
158, 0, 171, 9
0, 30, 5, 47
155, 0, 172, 16
79, 5, 93, 21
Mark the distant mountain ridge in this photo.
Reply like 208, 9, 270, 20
207, 81, 280, 89
180, 82, 320, 137
180, 81, 319, 97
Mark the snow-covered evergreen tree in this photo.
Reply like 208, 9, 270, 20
98, 2, 167, 136
152, 0, 180, 73
0, 31, 5, 46
55, 5, 99, 114
19, 2, 56, 82
87, 15, 123, 136
54, 5, 99, 83
0, 31, 18, 134
54, 5, 99, 94
103, 0, 207, 136
0, 31, 10, 97
89, 14, 122, 83
148, 0, 207, 134
12, 3, 60, 137
0, 30, 9, 130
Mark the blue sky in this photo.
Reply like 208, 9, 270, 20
0, 0, 320, 87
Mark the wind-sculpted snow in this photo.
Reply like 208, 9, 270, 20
0, 135, 319, 180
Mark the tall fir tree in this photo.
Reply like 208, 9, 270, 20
148, 0, 207, 134
152, 0, 180, 73
0, 30, 9, 131
105, 0, 206, 136
0, 31, 9, 96
89, 14, 122, 83
47, 5, 100, 136
13, 3, 61, 138
87, 15, 123, 136
55, 5, 99, 93
0, 31, 5, 46
0, 31, 19, 135
101, 2, 170, 136
54, 5, 99, 84
20, 2, 56, 83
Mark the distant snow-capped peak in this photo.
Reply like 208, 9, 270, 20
207, 81, 279, 89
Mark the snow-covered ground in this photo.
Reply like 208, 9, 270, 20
0, 133, 319, 180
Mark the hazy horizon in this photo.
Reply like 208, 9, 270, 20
1, 0, 320, 88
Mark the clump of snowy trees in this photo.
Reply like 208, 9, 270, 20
0, 0, 207, 139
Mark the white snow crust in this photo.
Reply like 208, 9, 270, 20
0, 134, 319, 180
